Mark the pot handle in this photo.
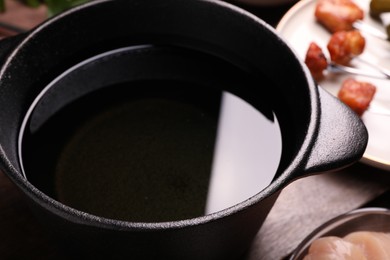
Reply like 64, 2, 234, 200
303, 86, 368, 174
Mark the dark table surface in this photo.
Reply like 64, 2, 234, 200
1, 1, 390, 259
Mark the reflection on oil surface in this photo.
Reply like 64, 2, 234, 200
206, 92, 281, 214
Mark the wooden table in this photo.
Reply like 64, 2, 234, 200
0, 0, 46, 38
247, 163, 390, 260
1, 1, 390, 259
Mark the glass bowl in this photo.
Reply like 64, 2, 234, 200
290, 207, 390, 260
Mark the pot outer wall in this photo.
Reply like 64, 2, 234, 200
23, 188, 279, 259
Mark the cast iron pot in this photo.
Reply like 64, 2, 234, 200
0, 0, 367, 259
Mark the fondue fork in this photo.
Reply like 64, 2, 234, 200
328, 59, 390, 80
353, 20, 389, 41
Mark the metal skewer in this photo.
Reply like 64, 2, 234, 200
353, 20, 389, 41
328, 61, 390, 80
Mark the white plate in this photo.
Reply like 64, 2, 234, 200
276, 0, 390, 171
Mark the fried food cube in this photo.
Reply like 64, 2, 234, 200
338, 77, 376, 116
305, 42, 329, 81
327, 30, 365, 65
315, 0, 364, 33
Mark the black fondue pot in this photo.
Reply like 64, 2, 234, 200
0, 0, 367, 259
